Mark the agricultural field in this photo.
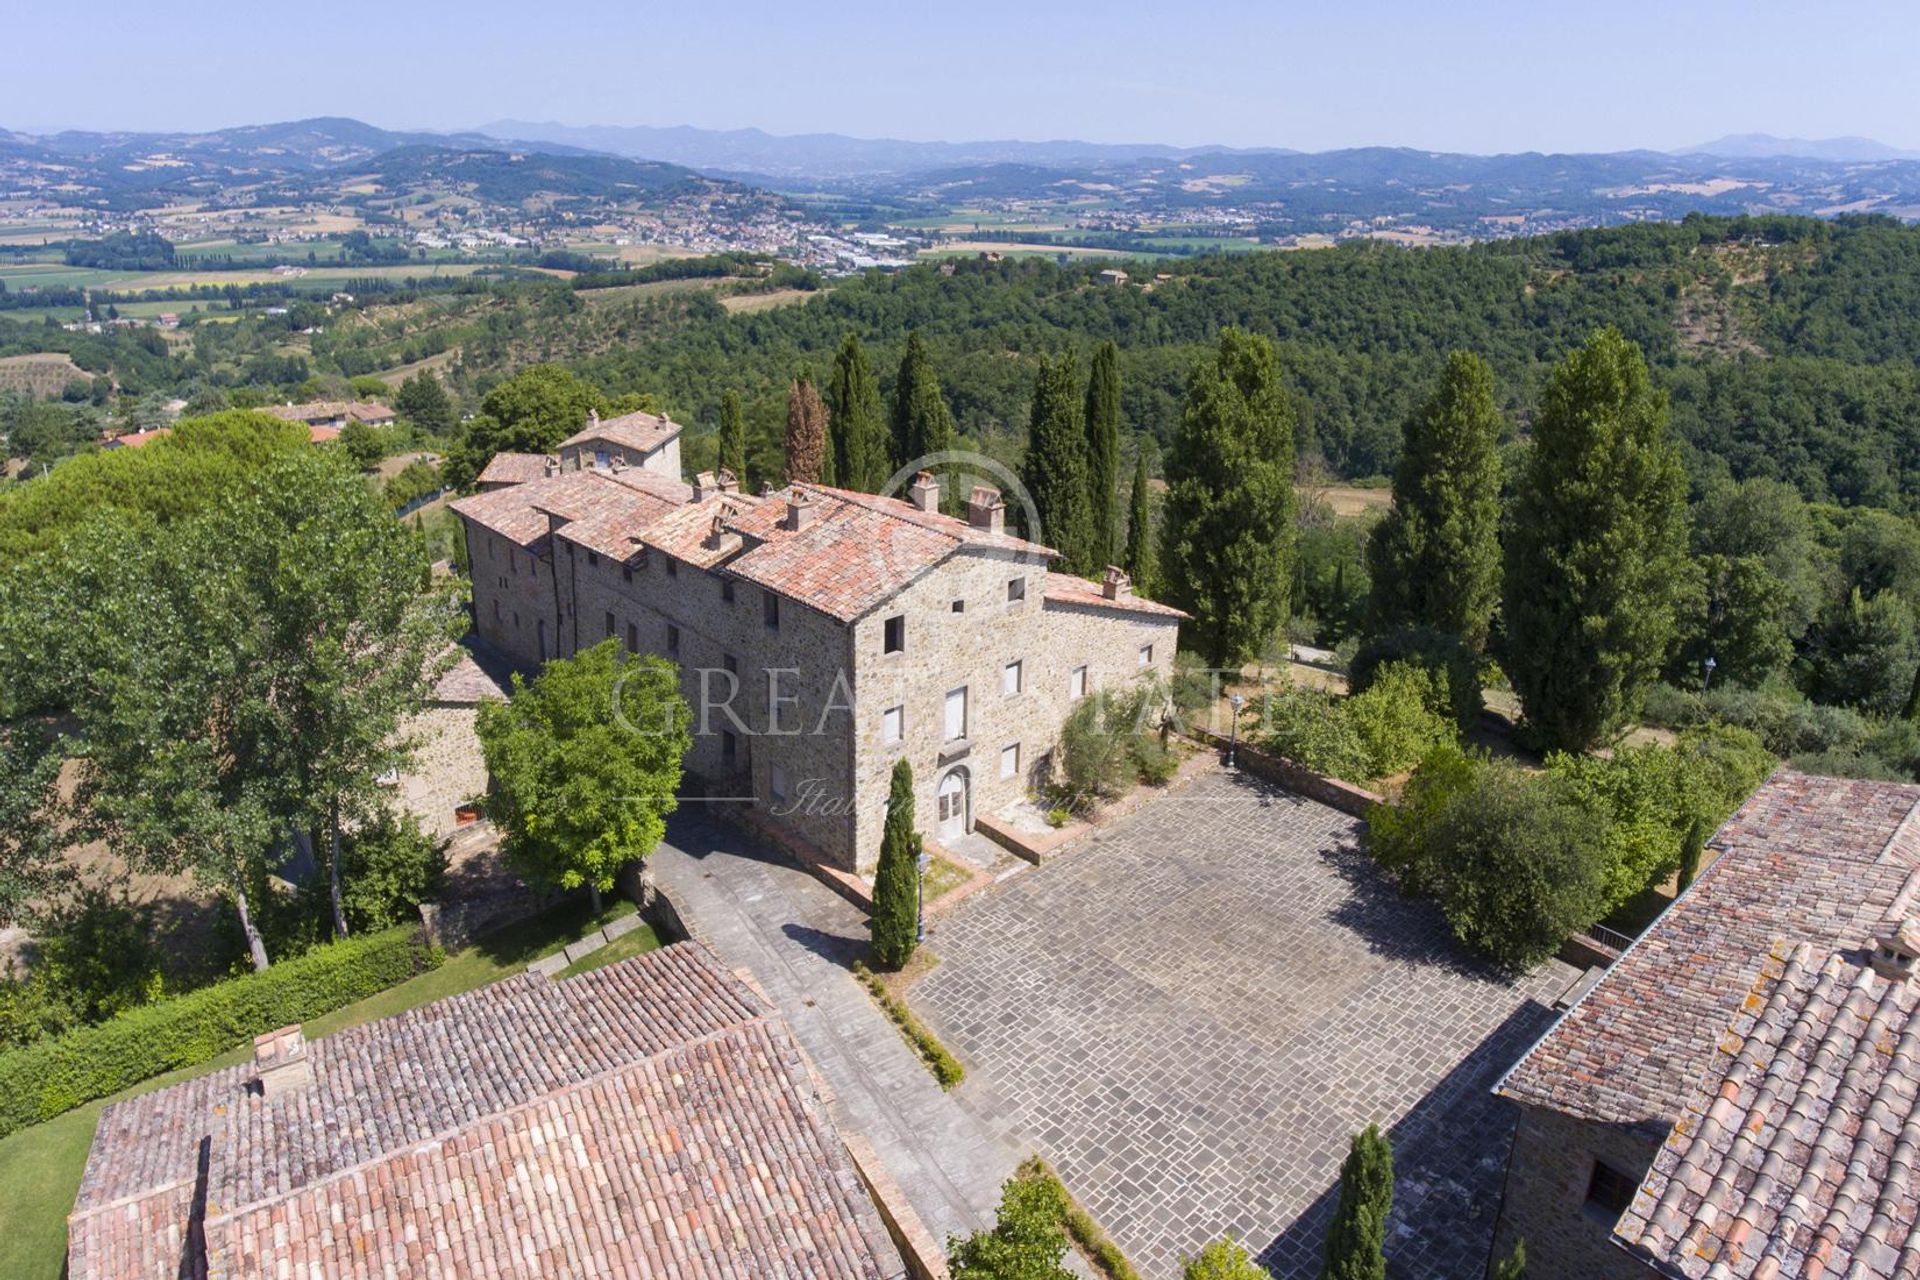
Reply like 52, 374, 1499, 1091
0, 354, 90, 397
0, 260, 496, 295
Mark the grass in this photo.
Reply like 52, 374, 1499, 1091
0, 893, 640, 1280
923, 854, 972, 902
556, 920, 663, 978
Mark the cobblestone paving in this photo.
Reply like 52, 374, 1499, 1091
912, 770, 1573, 1279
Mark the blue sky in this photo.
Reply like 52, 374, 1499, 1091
4, 0, 1911, 153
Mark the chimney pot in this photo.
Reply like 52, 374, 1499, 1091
715, 467, 739, 495
786, 490, 818, 532
1872, 918, 1920, 981
1102, 566, 1131, 600
252, 1024, 311, 1097
693, 470, 717, 500
967, 486, 1005, 534
908, 470, 939, 513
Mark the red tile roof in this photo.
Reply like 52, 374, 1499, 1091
263, 400, 394, 425
1041, 571, 1189, 620
476, 451, 554, 486
1614, 941, 1920, 1279
69, 942, 899, 1280
1500, 772, 1920, 1133
103, 427, 173, 449
562, 409, 682, 457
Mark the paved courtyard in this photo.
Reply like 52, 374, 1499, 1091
912, 768, 1574, 1279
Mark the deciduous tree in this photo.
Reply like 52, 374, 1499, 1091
1503, 330, 1690, 751
1163, 329, 1297, 668
947, 1174, 1072, 1280
1185, 1238, 1268, 1280
1366, 352, 1504, 648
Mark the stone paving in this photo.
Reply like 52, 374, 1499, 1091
912, 768, 1575, 1279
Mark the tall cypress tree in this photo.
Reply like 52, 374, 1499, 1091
1163, 328, 1297, 668
870, 759, 921, 970
1504, 329, 1690, 752
1022, 351, 1096, 573
1085, 340, 1122, 568
784, 373, 829, 485
889, 330, 954, 471
1124, 447, 1156, 596
717, 389, 747, 487
1366, 350, 1505, 649
828, 331, 887, 492
1322, 1125, 1393, 1280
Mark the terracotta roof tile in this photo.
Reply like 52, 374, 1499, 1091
1041, 571, 1189, 620
561, 409, 683, 457
476, 452, 554, 486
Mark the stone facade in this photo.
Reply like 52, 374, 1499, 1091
453, 461, 1181, 875
1491, 1105, 1661, 1280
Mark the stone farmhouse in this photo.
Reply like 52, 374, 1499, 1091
1493, 771, 1920, 1279
261, 399, 396, 430
450, 413, 1183, 874
67, 942, 902, 1280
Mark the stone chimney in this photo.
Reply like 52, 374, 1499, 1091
252, 1024, 311, 1097
1872, 919, 1920, 981
1102, 565, 1132, 600
587, 408, 600, 428
908, 470, 939, 513
703, 511, 741, 555
786, 489, 818, 532
967, 486, 1005, 534
543, 456, 559, 478
692, 470, 717, 500
715, 467, 740, 495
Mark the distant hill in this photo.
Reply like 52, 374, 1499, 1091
1678, 133, 1920, 162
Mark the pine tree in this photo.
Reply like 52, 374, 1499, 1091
1163, 328, 1296, 668
890, 331, 954, 471
1022, 351, 1096, 573
871, 759, 921, 970
1124, 447, 1156, 597
1503, 330, 1690, 752
784, 373, 829, 485
827, 332, 887, 492
1322, 1125, 1393, 1280
1085, 340, 1122, 568
1366, 351, 1505, 649
717, 389, 747, 487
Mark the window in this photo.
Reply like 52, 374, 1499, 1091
721, 579, 735, 603
764, 591, 780, 629
1000, 743, 1020, 780
605, 611, 616, 639
1139, 644, 1154, 666
509, 550, 518, 576
587, 550, 600, 567
623, 565, 633, 584
667, 624, 681, 656
951, 598, 966, 614
882, 705, 904, 744
665, 558, 678, 578
595, 448, 609, 468
1003, 659, 1023, 696
627, 622, 638, 653
493, 599, 502, 623
884, 614, 906, 654
944, 686, 968, 741
770, 764, 787, 803
721, 730, 737, 767
1007, 576, 1026, 603
723, 652, 739, 676
488, 536, 497, 561
1586, 1161, 1638, 1217
1070, 666, 1088, 699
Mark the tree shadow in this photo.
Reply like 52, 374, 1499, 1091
1254, 1000, 1560, 1279
779, 920, 868, 969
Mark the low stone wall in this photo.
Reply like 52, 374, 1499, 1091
525, 912, 648, 977
1183, 727, 1384, 818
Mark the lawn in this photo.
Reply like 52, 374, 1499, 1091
0, 894, 657, 1280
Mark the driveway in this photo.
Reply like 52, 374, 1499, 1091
911, 768, 1574, 1279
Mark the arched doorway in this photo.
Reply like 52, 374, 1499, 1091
937, 767, 970, 843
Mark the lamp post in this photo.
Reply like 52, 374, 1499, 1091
1228, 693, 1245, 770
1702, 655, 1718, 694
916, 849, 931, 943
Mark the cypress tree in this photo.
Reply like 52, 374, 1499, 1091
784, 373, 829, 485
889, 331, 954, 471
1022, 351, 1096, 574
717, 389, 747, 487
1366, 351, 1505, 649
1163, 328, 1296, 669
828, 332, 887, 492
1124, 447, 1156, 597
1677, 814, 1708, 889
871, 759, 921, 970
1085, 340, 1122, 568
1503, 329, 1690, 752
1322, 1125, 1393, 1280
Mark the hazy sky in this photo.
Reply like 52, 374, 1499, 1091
5, 0, 1913, 153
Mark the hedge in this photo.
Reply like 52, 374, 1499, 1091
852, 961, 964, 1089
0, 926, 441, 1137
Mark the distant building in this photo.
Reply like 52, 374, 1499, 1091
1494, 771, 1920, 1279
102, 427, 172, 450
1096, 268, 1130, 286
262, 400, 396, 430
68, 943, 902, 1280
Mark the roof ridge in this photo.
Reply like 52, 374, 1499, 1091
199, 1011, 782, 1238
1879, 796, 1920, 865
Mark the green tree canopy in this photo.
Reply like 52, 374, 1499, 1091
1323, 1125, 1393, 1280
1503, 330, 1691, 751
1185, 1239, 1269, 1280
1124, 447, 1157, 597
871, 759, 921, 970
1163, 328, 1297, 668
947, 1174, 1073, 1280
393, 369, 455, 437
1085, 340, 1122, 568
1366, 351, 1505, 648
476, 640, 692, 912
1022, 350, 1096, 574
889, 331, 954, 473
447, 364, 607, 489
827, 331, 888, 492
717, 388, 748, 486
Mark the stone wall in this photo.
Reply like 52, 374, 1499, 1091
1491, 1103, 1662, 1280
461, 519, 559, 669
1185, 728, 1384, 818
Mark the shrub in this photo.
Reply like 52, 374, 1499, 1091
339, 809, 449, 933
0, 925, 439, 1136
1431, 767, 1610, 972
1184, 1238, 1267, 1280
23, 886, 168, 1028
1261, 663, 1455, 784
1324, 1125, 1393, 1280
1364, 743, 1485, 895
1349, 626, 1484, 732
1261, 684, 1370, 781
1056, 677, 1173, 809
948, 1167, 1074, 1280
